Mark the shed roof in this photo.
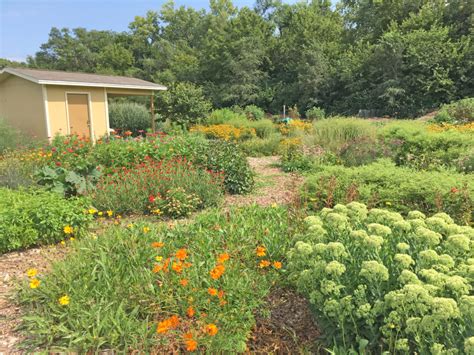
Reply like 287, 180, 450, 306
0, 67, 167, 91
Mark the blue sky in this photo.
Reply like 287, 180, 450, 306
1, 0, 286, 62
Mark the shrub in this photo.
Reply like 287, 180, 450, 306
247, 119, 276, 138
433, 98, 474, 124
280, 138, 313, 172
18, 205, 290, 351
158, 82, 212, 128
205, 108, 245, 125
108, 102, 151, 134
244, 105, 265, 120
239, 134, 282, 157
287, 203, 473, 353
301, 160, 474, 225
381, 121, 474, 171
93, 158, 224, 215
196, 140, 254, 194
0, 188, 92, 253
305, 106, 325, 120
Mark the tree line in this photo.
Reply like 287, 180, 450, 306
3, 0, 473, 117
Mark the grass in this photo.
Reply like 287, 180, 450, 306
17, 205, 295, 352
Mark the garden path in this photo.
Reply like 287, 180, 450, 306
224, 156, 304, 208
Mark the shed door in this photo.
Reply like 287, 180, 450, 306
67, 94, 90, 137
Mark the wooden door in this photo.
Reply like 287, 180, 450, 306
67, 94, 90, 137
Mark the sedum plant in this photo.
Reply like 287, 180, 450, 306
287, 202, 473, 353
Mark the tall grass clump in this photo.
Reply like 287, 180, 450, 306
109, 102, 151, 134
306, 117, 377, 152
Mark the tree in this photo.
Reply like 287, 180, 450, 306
158, 82, 212, 127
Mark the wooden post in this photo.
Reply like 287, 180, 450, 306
150, 92, 155, 133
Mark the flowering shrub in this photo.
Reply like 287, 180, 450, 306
287, 203, 473, 353
0, 188, 92, 253
93, 158, 224, 216
279, 119, 312, 136
18, 205, 289, 352
190, 124, 256, 141
302, 159, 474, 225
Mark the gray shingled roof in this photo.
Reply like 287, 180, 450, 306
0, 67, 167, 90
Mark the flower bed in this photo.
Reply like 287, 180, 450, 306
287, 202, 473, 353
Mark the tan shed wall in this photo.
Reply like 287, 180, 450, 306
0, 75, 47, 139
46, 85, 108, 139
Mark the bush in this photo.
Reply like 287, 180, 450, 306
196, 140, 254, 194
108, 102, 151, 134
93, 158, 224, 216
301, 160, 474, 225
158, 82, 212, 128
287, 203, 473, 353
18, 205, 290, 351
433, 98, 474, 124
206, 108, 245, 125
381, 120, 474, 171
244, 105, 265, 120
239, 134, 282, 157
247, 119, 276, 138
305, 107, 325, 120
0, 188, 92, 253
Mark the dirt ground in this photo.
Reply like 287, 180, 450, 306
0, 156, 318, 354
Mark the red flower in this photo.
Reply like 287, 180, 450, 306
451, 187, 459, 193
55, 161, 62, 167
149, 195, 156, 203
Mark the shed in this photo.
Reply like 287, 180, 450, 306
0, 67, 167, 141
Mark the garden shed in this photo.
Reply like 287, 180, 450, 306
0, 67, 166, 141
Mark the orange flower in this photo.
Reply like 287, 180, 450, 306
273, 261, 282, 269
259, 260, 271, 268
217, 253, 230, 263
187, 306, 195, 318
172, 262, 183, 273
176, 248, 188, 260
183, 262, 193, 268
219, 299, 227, 306
205, 323, 218, 336
185, 338, 198, 351
152, 264, 163, 273
169, 315, 180, 328
180, 279, 189, 286
217, 290, 225, 299
151, 242, 164, 248
183, 332, 193, 339
210, 264, 225, 280
208, 287, 218, 296
162, 258, 171, 273
256, 246, 266, 257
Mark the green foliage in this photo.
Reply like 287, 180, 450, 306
0, 118, 41, 154
196, 140, 254, 194
0, 188, 92, 253
239, 134, 282, 157
305, 107, 325, 120
288, 203, 473, 352
108, 102, 151, 134
244, 105, 265, 120
93, 158, 223, 216
158, 82, 212, 128
301, 160, 474, 225
18, 206, 290, 351
433, 98, 474, 124
381, 121, 474, 171
35, 165, 100, 197
0, 151, 38, 189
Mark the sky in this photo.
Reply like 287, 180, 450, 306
0, 0, 278, 62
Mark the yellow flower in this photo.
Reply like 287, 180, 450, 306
60, 240, 66, 246
88, 208, 97, 214
155, 256, 163, 262
256, 246, 266, 257
143, 226, 150, 233
29, 278, 40, 289
69, 237, 75, 242
385, 201, 392, 206
151, 209, 162, 215
58, 295, 70, 306
106, 210, 113, 217
98, 211, 103, 216
271, 203, 278, 208
127, 223, 134, 228
63, 225, 73, 234
26, 268, 38, 278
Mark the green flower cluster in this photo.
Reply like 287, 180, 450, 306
287, 202, 473, 353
